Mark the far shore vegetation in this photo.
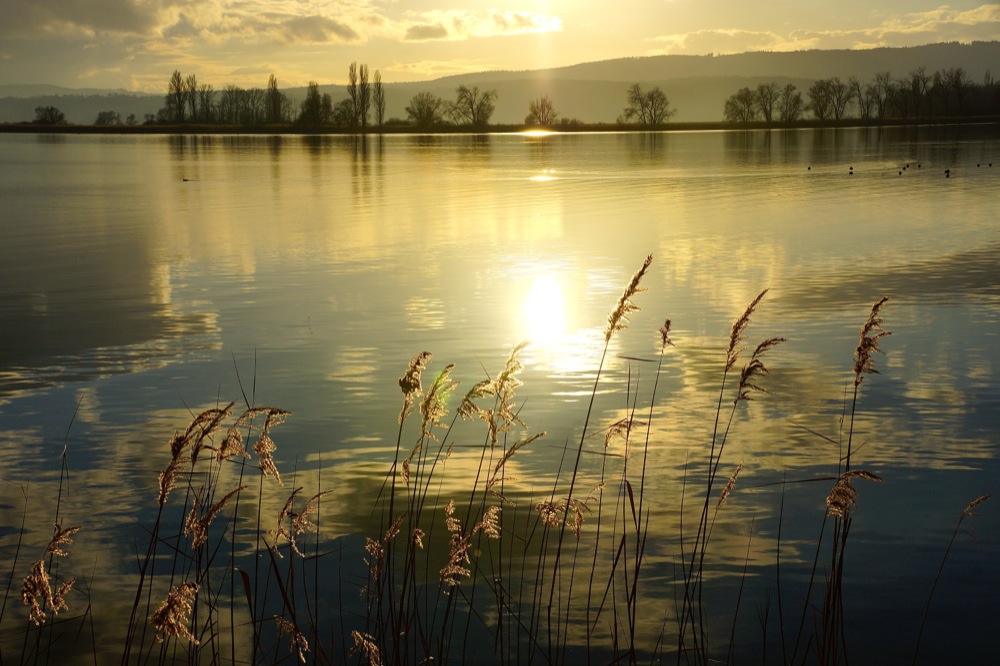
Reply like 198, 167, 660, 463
5, 60, 1000, 135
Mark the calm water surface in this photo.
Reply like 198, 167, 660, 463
1, 127, 998, 662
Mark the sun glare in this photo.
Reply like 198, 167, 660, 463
523, 274, 566, 345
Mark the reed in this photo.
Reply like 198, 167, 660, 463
0, 259, 992, 665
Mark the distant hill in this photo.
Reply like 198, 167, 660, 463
3, 41, 998, 124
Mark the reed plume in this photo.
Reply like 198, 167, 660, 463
269, 487, 332, 557
350, 630, 384, 666
252, 407, 290, 485
717, 462, 744, 508
149, 581, 199, 645
184, 485, 247, 548
854, 296, 891, 385
735, 337, 786, 403
605, 254, 652, 344
825, 470, 884, 518
398, 351, 432, 423
274, 615, 310, 663
726, 289, 769, 371
21, 524, 80, 625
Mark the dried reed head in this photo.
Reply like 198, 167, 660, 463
659, 318, 674, 349
735, 337, 786, 403
962, 494, 991, 519
21, 523, 81, 625
854, 296, 891, 386
717, 461, 744, 508
185, 402, 234, 463
420, 363, 458, 440
274, 615, 310, 663
440, 500, 472, 589
604, 417, 646, 449
350, 630, 384, 666
826, 470, 883, 518
150, 581, 199, 645
726, 289, 769, 372
605, 255, 653, 344
45, 524, 80, 557
251, 408, 289, 485
398, 351, 432, 423
458, 343, 529, 446
269, 487, 332, 557
184, 485, 247, 548
21, 560, 76, 626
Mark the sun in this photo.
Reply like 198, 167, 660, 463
523, 274, 567, 345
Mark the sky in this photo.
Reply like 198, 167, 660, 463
1, 1, 999, 91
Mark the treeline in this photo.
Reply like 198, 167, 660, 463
40, 65, 674, 131
723, 67, 1000, 124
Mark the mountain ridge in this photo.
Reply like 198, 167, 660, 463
3, 41, 998, 124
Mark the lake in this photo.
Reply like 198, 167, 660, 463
1, 126, 998, 664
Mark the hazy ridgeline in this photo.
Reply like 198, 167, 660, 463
3, 41, 999, 126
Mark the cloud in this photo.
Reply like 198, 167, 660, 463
652, 3, 1000, 55
280, 15, 359, 43
405, 23, 450, 41
401, 9, 563, 42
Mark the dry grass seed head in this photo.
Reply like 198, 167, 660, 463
185, 485, 247, 548
21, 559, 76, 626
727, 289, 769, 371
605, 254, 653, 344
350, 630, 384, 666
150, 581, 200, 645
398, 351, 432, 423
46, 524, 80, 557
659, 318, 674, 349
420, 363, 458, 441
826, 470, 884, 517
736, 337, 786, 403
854, 296, 891, 385
718, 461, 744, 508
186, 402, 234, 463
962, 494, 991, 519
270, 487, 330, 557
273, 615, 309, 663
604, 418, 646, 449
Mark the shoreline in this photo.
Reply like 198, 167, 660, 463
4, 116, 1000, 135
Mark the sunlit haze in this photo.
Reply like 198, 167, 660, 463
1, 1, 997, 90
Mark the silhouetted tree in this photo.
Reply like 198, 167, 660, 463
755, 82, 780, 124
167, 70, 185, 122
871, 71, 892, 119
620, 84, 674, 126
449, 86, 497, 129
266, 74, 286, 124
849, 76, 873, 119
185, 74, 198, 121
723, 87, 757, 123
908, 67, 932, 118
94, 110, 122, 126
125, 113, 138, 126
298, 81, 331, 126
525, 96, 558, 125
372, 70, 386, 129
406, 92, 446, 128
332, 98, 355, 127
807, 79, 833, 120
778, 84, 804, 121
197, 84, 215, 123
358, 64, 370, 130
347, 62, 360, 129
33, 106, 65, 124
